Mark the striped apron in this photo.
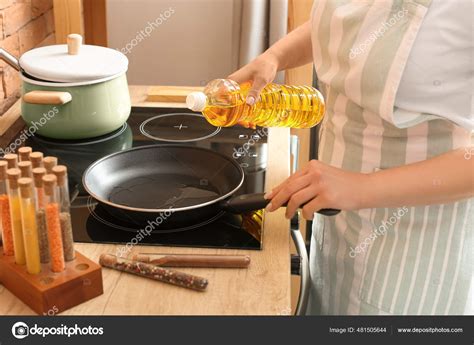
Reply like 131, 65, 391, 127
308, 0, 473, 315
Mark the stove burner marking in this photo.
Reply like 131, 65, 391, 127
173, 124, 188, 130
139, 113, 221, 143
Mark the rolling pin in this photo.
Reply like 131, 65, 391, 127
133, 253, 251, 268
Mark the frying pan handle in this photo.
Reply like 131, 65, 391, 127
223, 193, 341, 216
317, 208, 341, 216
223, 193, 269, 213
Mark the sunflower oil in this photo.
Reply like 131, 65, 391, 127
186, 79, 325, 128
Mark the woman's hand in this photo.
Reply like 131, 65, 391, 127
228, 52, 279, 106
264, 160, 370, 220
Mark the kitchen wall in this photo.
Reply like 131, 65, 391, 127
107, 0, 240, 86
0, 0, 55, 115
106, 0, 286, 86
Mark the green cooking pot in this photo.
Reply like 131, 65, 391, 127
21, 73, 131, 139
1, 34, 131, 139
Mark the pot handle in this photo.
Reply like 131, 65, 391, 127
0, 48, 20, 71
223, 192, 341, 216
23, 91, 72, 105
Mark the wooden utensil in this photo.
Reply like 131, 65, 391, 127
133, 253, 251, 268
146, 86, 203, 103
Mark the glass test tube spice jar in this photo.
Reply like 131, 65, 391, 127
6, 168, 26, 265
52, 165, 75, 261
0, 161, 14, 256
18, 178, 41, 274
33, 167, 50, 264
43, 174, 65, 272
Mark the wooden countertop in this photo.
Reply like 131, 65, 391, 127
0, 85, 291, 315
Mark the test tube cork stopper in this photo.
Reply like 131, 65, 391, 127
42, 174, 57, 196
43, 156, 58, 173
18, 178, 33, 198
32, 167, 47, 188
4, 154, 18, 169
30, 152, 44, 168
6, 168, 21, 188
18, 147, 32, 161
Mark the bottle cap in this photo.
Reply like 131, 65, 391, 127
186, 92, 207, 112
18, 161, 32, 178
52, 165, 68, 186
32, 167, 47, 187
43, 156, 58, 173
6, 168, 21, 189
18, 178, 33, 198
4, 154, 18, 169
18, 147, 32, 161
43, 174, 57, 196
30, 152, 44, 168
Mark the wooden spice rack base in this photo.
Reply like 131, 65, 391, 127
0, 249, 103, 315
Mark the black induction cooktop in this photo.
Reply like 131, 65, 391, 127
11, 107, 269, 250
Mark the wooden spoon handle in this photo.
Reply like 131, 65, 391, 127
133, 254, 251, 268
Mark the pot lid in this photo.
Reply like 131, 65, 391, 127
19, 34, 128, 83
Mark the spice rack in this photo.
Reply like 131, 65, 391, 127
0, 248, 103, 314
0, 149, 103, 314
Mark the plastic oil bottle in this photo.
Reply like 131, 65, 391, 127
186, 79, 325, 128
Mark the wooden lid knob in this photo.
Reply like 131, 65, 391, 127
30, 152, 44, 168
18, 161, 32, 177
32, 167, 47, 187
18, 178, 33, 198
0, 161, 8, 180
18, 147, 32, 161
4, 154, 18, 169
42, 174, 57, 196
43, 156, 58, 173
6, 168, 21, 189
67, 34, 82, 55
52, 165, 68, 186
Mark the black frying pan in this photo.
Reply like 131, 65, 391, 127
83, 145, 340, 231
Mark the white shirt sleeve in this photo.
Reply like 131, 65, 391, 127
395, 0, 474, 131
